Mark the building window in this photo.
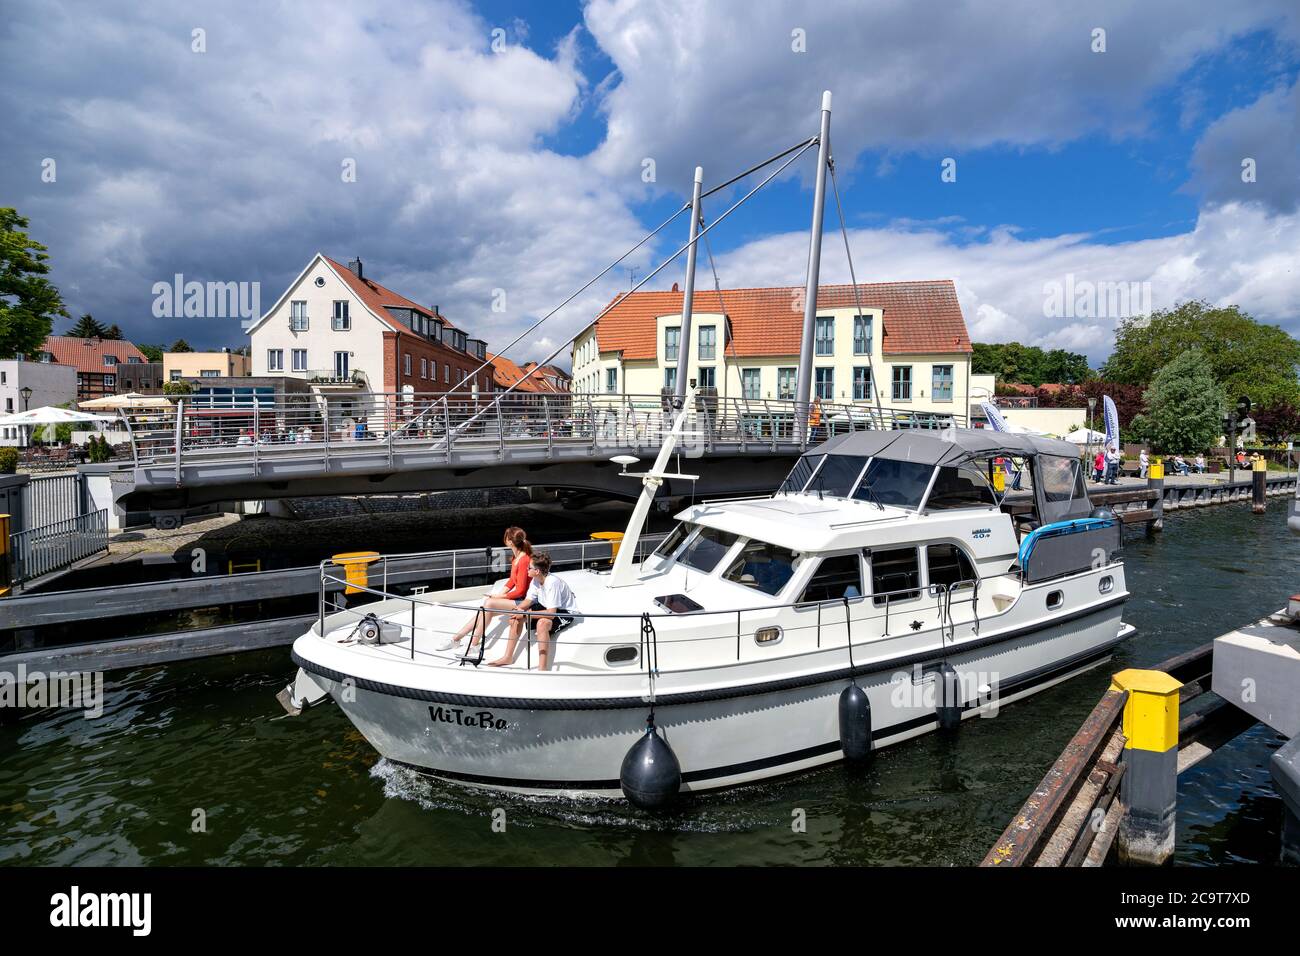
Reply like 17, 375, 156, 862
404, 353, 412, 376
665, 326, 680, 363
815, 316, 834, 356
292, 349, 307, 372
853, 314, 872, 355
444, 364, 450, 384
892, 365, 912, 401
200, 370, 219, 377
127, 356, 141, 364
741, 368, 761, 400
104, 374, 116, 388
853, 367, 872, 401
606, 368, 617, 393
698, 366, 716, 389
291, 301, 308, 331
420, 357, 427, 379
815, 367, 834, 400
332, 301, 350, 331
267, 349, 284, 372
334, 351, 349, 379
698, 326, 716, 361
4, 398, 11, 413
169, 370, 181, 382
664, 367, 677, 392
777, 367, 796, 400
932, 364, 954, 401
103, 354, 118, 366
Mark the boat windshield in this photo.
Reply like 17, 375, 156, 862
851, 458, 934, 509
722, 539, 798, 595
654, 522, 692, 558
805, 455, 869, 497
677, 527, 739, 573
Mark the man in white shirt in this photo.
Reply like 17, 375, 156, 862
491, 552, 577, 670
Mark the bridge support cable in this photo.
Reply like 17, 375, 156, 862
829, 157, 885, 427
435, 136, 820, 448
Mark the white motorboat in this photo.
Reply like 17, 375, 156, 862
285, 394, 1134, 807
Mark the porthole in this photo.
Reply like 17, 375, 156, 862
314, 276, 326, 287
755, 626, 783, 646
604, 645, 639, 666
1099, 575, 1114, 594
1046, 590, 1063, 610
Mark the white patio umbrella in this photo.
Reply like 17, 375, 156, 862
79, 392, 172, 410
0, 406, 118, 426
1063, 427, 1107, 444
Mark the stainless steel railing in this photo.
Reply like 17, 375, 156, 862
10, 509, 109, 585
121, 391, 966, 469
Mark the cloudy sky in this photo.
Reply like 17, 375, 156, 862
2, 0, 1297, 365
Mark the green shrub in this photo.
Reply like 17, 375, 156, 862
0, 447, 17, 474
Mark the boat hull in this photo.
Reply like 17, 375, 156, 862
298, 600, 1129, 798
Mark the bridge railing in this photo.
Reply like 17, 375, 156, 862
121, 391, 966, 468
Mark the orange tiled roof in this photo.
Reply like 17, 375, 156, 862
324, 256, 458, 333
591, 280, 970, 359
486, 352, 563, 393
41, 335, 149, 373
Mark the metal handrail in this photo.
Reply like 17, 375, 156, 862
123, 391, 967, 468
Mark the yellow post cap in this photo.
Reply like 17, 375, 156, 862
1110, 668, 1181, 753
1149, 460, 1164, 479
331, 551, 381, 594
1253, 456, 1267, 472
590, 531, 625, 559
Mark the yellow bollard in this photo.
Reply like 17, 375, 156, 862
992, 467, 1006, 493
1253, 455, 1267, 472
331, 551, 381, 594
1110, 668, 1182, 865
590, 531, 625, 561
1149, 459, 1164, 480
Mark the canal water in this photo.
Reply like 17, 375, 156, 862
1, 500, 1295, 866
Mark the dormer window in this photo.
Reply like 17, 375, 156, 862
103, 354, 118, 367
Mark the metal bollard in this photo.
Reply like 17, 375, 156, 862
1252, 455, 1267, 515
1111, 668, 1182, 866
1146, 461, 1164, 535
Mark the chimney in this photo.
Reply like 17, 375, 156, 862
671, 282, 679, 292
431, 304, 440, 317
347, 257, 363, 279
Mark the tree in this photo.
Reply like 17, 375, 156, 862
1130, 348, 1226, 453
972, 341, 1091, 385
1253, 400, 1300, 445
69, 313, 106, 338
1102, 300, 1300, 407
0, 208, 67, 357
169, 338, 193, 353
101, 323, 124, 340
137, 343, 164, 362
1035, 380, 1145, 438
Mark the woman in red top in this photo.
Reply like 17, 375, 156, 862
439, 527, 532, 652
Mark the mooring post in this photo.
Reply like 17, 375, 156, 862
1146, 458, 1164, 536
1112, 668, 1182, 866
1252, 455, 1267, 515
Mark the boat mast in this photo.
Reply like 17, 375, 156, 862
795, 91, 833, 438
607, 387, 699, 588
674, 166, 704, 402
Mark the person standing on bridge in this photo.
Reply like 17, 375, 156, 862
438, 527, 533, 654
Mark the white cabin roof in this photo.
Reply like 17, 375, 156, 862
676, 494, 915, 553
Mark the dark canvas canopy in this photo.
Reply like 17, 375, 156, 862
809, 428, 1080, 466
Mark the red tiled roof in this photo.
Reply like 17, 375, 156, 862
41, 336, 149, 373
486, 352, 563, 393
323, 256, 458, 333
591, 280, 970, 359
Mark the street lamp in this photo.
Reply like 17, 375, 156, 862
19, 386, 32, 449
1087, 396, 1097, 482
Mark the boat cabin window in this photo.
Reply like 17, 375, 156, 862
1039, 454, 1088, 509
926, 543, 977, 591
799, 553, 864, 603
723, 539, 798, 595
678, 527, 739, 573
924, 464, 998, 511
783, 455, 823, 494
871, 547, 921, 606
853, 458, 934, 509
654, 522, 692, 559
805, 456, 869, 498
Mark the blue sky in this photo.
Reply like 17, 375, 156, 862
1, 1, 1297, 365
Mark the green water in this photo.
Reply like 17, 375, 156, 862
1, 501, 1295, 866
